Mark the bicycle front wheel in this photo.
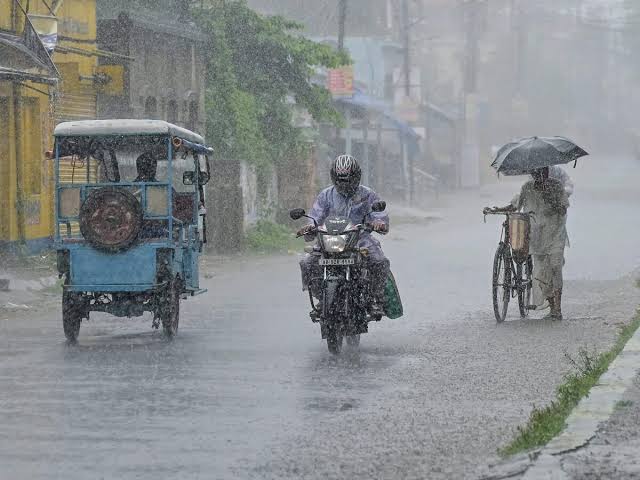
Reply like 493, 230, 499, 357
492, 244, 511, 323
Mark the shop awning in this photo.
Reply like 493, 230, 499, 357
335, 90, 421, 156
0, 19, 59, 85
0, 66, 57, 84
335, 90, 421, 142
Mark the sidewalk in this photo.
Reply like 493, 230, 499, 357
0, 253, 59, 316
479, 325, 640, 480
561, 373, 640, 479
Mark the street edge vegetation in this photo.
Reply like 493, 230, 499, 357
245, 220, 303, 255
500, 311, 640, 456
193, 1, 350, 211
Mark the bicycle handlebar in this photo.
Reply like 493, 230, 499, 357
483, 210, 510, 216
483, 209, 536, 223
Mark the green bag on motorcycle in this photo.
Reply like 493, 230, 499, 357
383, 272, 403, 319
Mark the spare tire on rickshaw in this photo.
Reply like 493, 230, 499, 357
79, 187, 143, 252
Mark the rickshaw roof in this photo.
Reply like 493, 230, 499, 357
54, 119, 206, 145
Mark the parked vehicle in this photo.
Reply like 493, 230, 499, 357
290, 201, 402, 354
53, 119, 211, 341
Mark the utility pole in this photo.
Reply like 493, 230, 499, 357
512, 0, 525, 96
338, 0, 347, 51
463, 0, 479, 97
336, 0, 351, 156
460, 0, 482, 188
402, 0, 410, 97
400, 0, 414, 205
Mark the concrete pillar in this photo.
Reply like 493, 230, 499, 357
345, 109, 352, 155
362, 116, 369, 185
376, 119, 383, 192
401, 135, 410, 204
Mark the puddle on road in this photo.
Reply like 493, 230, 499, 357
304, 397, 360, 412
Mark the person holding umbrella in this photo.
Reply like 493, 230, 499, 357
484, 136, 588, 320
548, 165, 574, 198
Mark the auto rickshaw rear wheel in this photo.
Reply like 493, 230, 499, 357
79, 187, 143, 252
159, 276, 181, 337
62, 290, 83, 342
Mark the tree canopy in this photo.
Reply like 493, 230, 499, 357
192, 1, 350, 166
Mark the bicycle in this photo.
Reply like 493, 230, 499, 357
483, 209, 534, 322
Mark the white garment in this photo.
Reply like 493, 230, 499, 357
532, 253, 564, 304
511, 179, 569, 307
511, 179, 569, 255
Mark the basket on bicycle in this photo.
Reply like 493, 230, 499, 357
508, 213, 530, 263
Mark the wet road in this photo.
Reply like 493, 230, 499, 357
1, 156, 640, 479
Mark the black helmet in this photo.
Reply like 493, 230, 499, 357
330, 154, 361, 197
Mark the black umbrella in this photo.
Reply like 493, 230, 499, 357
491, 136, 588, 176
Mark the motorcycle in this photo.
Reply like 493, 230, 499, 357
290, 201, 390, 354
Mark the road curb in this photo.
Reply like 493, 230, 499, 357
0, 275, 59, 292
479, 325, 640, 480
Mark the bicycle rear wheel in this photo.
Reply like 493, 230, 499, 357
492, 244, 511, 323
517, 257, 533, 317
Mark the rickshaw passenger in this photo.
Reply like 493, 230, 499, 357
135, 150, 169, 238
135, 151, 159, 182
134, 149, 194, 238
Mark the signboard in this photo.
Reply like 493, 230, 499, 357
327, 66, 354, 98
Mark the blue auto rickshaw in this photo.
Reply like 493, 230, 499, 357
53, 119, 211, 341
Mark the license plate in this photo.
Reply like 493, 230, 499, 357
319, 258, 355, 266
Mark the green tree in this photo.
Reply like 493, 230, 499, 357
192, 0, 350, 167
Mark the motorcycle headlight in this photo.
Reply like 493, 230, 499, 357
322, 234, 348, 253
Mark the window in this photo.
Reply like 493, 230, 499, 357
144, 96, 158, 118
167, 99, 178, 124
188, 101, 198, 131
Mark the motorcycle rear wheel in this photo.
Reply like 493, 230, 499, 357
327, 330, 343, 355
346, 334, 360, 347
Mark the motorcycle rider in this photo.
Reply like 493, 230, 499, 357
298, 154, 390, 318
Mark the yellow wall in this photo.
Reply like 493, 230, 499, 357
0, 1, 12, 30
0, 0, 23, 32
0, 0, 97, 247
0, 84, 15, 243
0, 81, 54, 244
53, 0, 99, 121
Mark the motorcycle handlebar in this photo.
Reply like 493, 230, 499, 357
296, 223, 384, 237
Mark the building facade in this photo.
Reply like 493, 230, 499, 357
96, 0, 206, 134
0, 0, 58, 250
1, 0, 206, 252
